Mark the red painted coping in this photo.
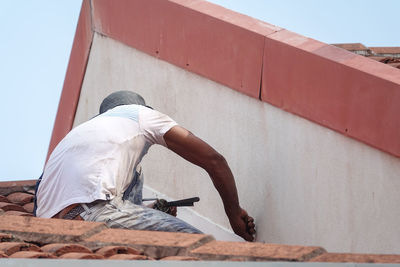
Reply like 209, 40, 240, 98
47, 0, 400, 159
46, 0, 93, 161
91, 0, 275, 99
262, 30, 400, 156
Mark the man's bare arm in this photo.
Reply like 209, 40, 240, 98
164, 125, 255, 241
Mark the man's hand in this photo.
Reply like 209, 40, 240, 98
228, 208, 256, 241
151, 199, 178, 217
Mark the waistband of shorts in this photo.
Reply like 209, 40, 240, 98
58, 200, 107, 220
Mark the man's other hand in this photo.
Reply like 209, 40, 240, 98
229, 208, 256, 242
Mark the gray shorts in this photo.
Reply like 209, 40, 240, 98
79, 167, 202, 234
80, 198, 201, 233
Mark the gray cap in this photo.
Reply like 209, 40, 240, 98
99, 91, 146, 114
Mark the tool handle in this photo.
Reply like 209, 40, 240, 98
166, 197, 200, 207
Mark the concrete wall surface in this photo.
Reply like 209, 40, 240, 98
73, 33, 400, 254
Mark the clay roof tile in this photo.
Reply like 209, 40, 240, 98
0, 202, 26, 212
107, 254, 152, 260
9, 251, 56, 259
95, 245, 141, 257
0, 242, 41, 256
41, 243, 92, 256
3, 210, 33, 217
58, 252, 105, 259
0, 196, 9, 203
7, 192, 34, 205
23, 202, 34, 213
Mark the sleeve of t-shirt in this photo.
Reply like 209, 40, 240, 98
139, 107, 178, 147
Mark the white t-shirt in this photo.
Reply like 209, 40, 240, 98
36, 105, 177, 218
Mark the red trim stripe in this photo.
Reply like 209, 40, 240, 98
262, 30, 400, 156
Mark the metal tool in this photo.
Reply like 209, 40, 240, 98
142, 197, 200, 213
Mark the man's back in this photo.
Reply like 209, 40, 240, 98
36, 104, 177, 218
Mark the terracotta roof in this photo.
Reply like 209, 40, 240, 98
332, 43, 369, 51
0, 179, 400, 263
367, 56, 400, 68
370, 47, 400, 54
332, 43, 400, 70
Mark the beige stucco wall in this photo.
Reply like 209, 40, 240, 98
73, 33, 400, 253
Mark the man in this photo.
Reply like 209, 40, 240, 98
36, 91, 255, 241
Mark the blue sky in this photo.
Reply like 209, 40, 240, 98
1, 0, 399, 181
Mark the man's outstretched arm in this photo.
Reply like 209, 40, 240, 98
163, 125, 255, 241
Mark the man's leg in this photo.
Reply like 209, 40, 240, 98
81, 166, 202, 233
80, 198, 202, 233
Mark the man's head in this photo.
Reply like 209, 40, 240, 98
99, 91, 146, 114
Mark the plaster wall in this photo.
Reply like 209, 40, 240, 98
73, 33, 400, 253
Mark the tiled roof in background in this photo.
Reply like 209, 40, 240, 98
1, 180, 400, 263
332, 43, 400, 69
369, 47, 400, 54
331, 43, 369, 51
